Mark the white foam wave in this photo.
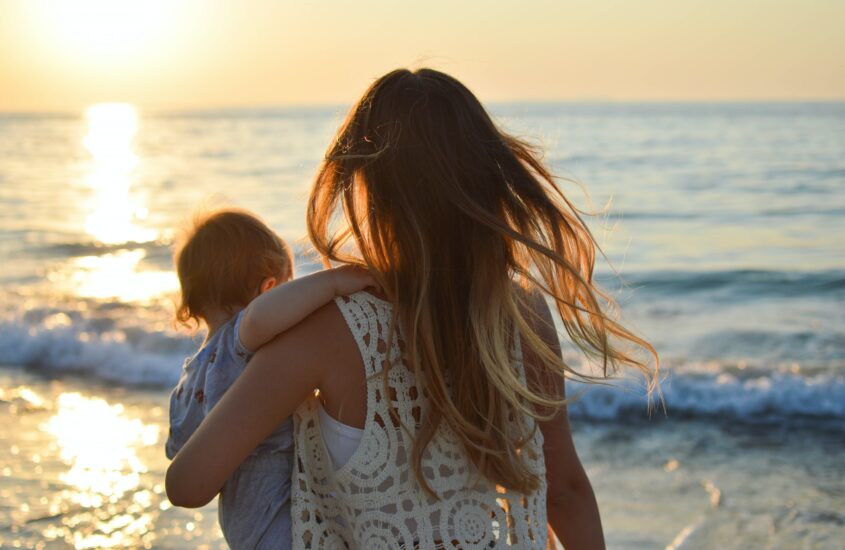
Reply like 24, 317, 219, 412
0, 320, 189, 387
1, 320, 843, 427
567, 367, 845, 424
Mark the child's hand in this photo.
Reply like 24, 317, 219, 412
329, 265, 378, 296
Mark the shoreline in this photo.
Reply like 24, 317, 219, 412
2, 364, 843, 548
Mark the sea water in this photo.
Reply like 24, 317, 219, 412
0, 102, 843, 548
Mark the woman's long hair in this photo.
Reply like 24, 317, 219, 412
308, 68, 658, 496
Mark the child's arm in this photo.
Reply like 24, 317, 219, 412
238, 265, 376, 352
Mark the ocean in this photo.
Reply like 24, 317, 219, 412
1, 102, 843, 548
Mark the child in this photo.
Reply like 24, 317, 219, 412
165, 208, 374, 549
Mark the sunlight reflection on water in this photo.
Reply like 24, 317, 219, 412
0, 371, 224, 549
47, 104, 180, 304
83, 103, 156, 245
50, 249, 177, 303
41, 392, 160, 547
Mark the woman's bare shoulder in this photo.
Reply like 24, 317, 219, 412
256, 299, 362, 379
311, 300, 368, 427
258, 299, 367, 427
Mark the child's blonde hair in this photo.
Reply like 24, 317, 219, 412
174, 208, 293, 327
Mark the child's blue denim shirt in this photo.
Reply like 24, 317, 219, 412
167, 310, 293, 549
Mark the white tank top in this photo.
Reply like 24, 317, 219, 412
317, 403, 363, 470
292, 291, 548, 548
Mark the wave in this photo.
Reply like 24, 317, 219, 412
567, 365, 845, 428
1, 316, 843, 430
23, 239, 318, 272
602, 269, 845, 299
600, 205, 845, 220
28, 239, 169, 259
0, 318, 192, 388
689, 329, 845, 364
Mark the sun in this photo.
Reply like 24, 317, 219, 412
24, 0, 181, 66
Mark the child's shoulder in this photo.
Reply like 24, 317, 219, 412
179, 315, 248, 374
172, 317, 252, 414
198, 314, 252, 393
218, 310, 253, 363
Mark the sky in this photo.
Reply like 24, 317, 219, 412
1, 0, 843, 111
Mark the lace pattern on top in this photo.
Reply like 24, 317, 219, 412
292, 291, 547, 549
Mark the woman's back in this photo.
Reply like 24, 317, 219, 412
293, 291, 548, 548
166, 68, 656, 549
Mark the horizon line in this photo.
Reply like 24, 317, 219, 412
2, 98, 844, 117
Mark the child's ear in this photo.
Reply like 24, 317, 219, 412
259, 277, 278, 294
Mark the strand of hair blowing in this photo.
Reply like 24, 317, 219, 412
307, 68, 659, 497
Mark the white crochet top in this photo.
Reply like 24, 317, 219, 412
292, 291, 548, 549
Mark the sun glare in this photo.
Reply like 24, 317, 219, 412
25, 0, 176, 64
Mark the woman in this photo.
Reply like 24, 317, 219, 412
167, 68, 657, 549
